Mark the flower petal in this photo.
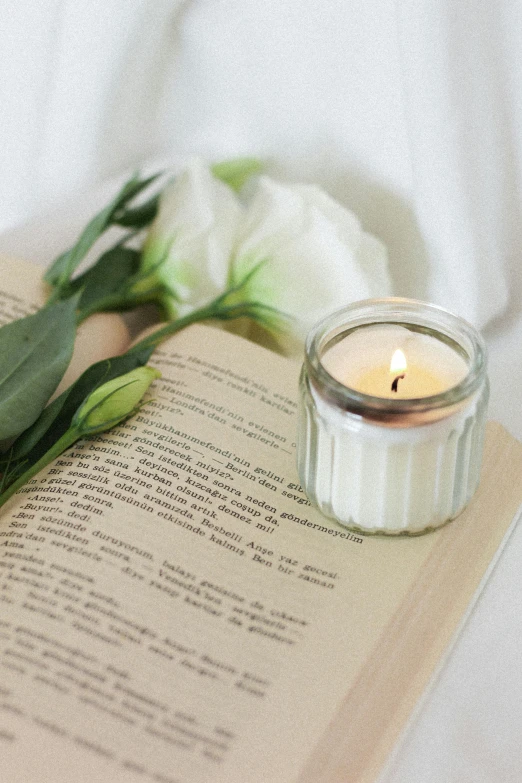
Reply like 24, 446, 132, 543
142, 158, 244, 313
233, 176, 391, 338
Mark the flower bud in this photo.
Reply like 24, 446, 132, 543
74, 366, 161, 434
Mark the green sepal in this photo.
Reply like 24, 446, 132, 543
212, 158, 262, 192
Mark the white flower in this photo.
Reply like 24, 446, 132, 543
141, 158, 243, 317
141, 161, 391, 352
230, 177, 391, 340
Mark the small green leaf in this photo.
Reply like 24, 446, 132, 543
114, 193, 160, 229
0, 298, 77, 441
44, 172, 160, 288
212, 158, 262, 192
73, 244, 141, 314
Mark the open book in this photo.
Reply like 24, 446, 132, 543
1, 257, 522, 783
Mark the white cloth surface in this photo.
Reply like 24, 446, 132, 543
2, 1, 522, 329
2, 2, 522, 781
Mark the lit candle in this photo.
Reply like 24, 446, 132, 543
297, 300, 489, 535
321, 324, 469, 399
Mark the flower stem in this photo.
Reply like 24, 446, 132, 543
0, 428, 79, 509
129, 291, 283, 356
75, 287, 166, 325
129, 300, 227, 353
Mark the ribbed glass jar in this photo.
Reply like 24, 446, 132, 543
296, 299, 489, 535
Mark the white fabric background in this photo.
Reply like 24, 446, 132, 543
1, 2, 522, 782
2, 0, 521, 329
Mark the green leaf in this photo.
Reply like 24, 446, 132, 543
212, 157, 262, 192
72, 244, 141, 314
114, 193, 160, 229
44, 172, 160, 289
0, 298, 77, 441
7, 344, 154, 466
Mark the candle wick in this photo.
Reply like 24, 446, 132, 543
391, 373, 406, 393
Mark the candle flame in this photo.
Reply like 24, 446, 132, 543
390, 348, 407, 374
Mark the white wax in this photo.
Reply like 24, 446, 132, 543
298, 384, 487, 533
321, 325, 469, 399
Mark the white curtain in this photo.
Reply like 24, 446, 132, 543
0, 0, 179, 228
1, 0, 521, 330
398, 0, 521, 329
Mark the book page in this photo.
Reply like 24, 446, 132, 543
0, 256, 43, 323
0, 301, 521, 781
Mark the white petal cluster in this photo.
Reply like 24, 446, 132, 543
142, 159, 391, 341
142, 160, 242, 317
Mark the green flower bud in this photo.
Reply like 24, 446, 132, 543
74, 366, 161, 434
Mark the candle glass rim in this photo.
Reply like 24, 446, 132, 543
305, 297, 488, 417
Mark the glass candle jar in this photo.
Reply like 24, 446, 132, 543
296, 299, 489, 535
